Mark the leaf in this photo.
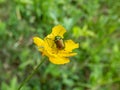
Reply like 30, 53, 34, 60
10, 77, 18, 90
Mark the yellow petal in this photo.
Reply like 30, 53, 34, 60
52, 25, 66, 38
49, 56, 70, 64
44, 37, 55, 49
39, 49, 49, 56
65, 40, 79, 52
33, 37, 44, 47
59, 52, 77, 57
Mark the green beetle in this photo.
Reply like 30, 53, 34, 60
54, 36, 65, 50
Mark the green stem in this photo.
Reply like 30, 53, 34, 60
18, 58, 44, 90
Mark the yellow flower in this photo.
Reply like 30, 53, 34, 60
33, 25, 79, 64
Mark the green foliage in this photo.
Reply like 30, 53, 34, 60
1, 77, 30, 90
73, 25, 96, 38
0, 0, 120, 90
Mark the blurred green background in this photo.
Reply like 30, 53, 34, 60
0, 0, 120, 90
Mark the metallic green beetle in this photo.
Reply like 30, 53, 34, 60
54, 36, 65, 50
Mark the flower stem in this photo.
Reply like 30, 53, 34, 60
18, 58, 44, 90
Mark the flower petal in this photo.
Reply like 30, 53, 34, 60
33, 37, 44, 47
59, 52, 77, 57
52, 25, 66, 38
44, 37, 55, 49
65, 40, 79, 52
49, 56, 70, 64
